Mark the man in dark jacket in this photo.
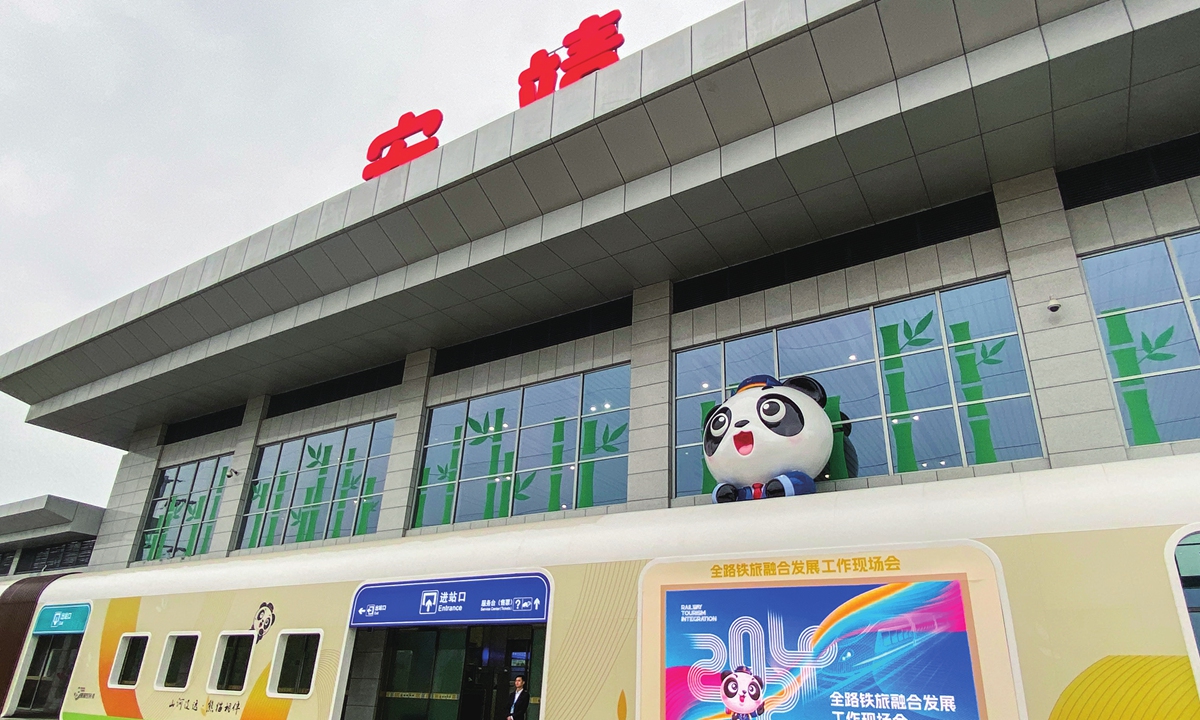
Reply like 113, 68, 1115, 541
506, 675, 529, 720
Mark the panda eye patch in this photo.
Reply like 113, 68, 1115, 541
703, 407, 733, 457
723, 677, 739, 697
757, 393, 804, 436
748, 682, 761, 700
709, 411, 729, 436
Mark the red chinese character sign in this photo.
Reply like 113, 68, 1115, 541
362, 109, 443, 182
518, 9, 624, 107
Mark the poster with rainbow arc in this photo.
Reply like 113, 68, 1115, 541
664, 580, 981, 720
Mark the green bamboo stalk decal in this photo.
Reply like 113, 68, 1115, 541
198, 522, 214, 555
1100, 309, 1175, 445
823, 396, 849, 480
579, 418, 598, 507
949, 321, 999, 464
699, 399, 719, 493
548, 419, 566, 511
880, 310, 935, 473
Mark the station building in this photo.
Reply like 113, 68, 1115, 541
4, 1, 1200, 719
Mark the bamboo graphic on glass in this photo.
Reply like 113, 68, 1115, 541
879, 311, 936, 472
142, 466, 228, 560
949, 322, 1006, 464
1100, 309, 1176, 445
417, 425, 463, 527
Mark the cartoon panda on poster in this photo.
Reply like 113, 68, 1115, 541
703, 374, 841, 503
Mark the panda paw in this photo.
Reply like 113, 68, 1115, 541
765, 472, 816, 498
712, 483, 740, 504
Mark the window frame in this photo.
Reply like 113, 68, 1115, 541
266, 629, 323, 699
415, 363, 633, 527
138, 453, 232, 562
154, 632, 201, 691
237, 417, 395, 549
207, 632, 255, 695
1080, 233, 1200, 448
670, 275, 1047, 496
107, 632, 151, 688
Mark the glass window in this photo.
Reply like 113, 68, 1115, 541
211, 634, 254, 693
237, 418, 393, 549
415, 365, 631, 528
112, 635, 148, 687
138, 454, 231, 561
159, 635, 198, 689
673, 277, 1044, 496
1082, 235, 1200, 446
14, 540, 94, 574
273, 633, 320, 695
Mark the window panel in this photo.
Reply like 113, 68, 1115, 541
583, 364, 631, 413
517, 419, 578, 470
144, 499, 169, 531
466, 391, 520, 437
876, 294, 943, 356
154, 467, 178, 499
809, 364, 882, 422
214, 635, 253, 692
342, 423, 373, 465
356, 493, 382, 535
162, 635, 198, 689
521, 376, 581, 426
725, 332, 774, 385
1114, 368, 1200, 445
580, 410, 629, 459
1173, 232, 1200, 295
676, 345, 722, 397
579, 456, 627, 507
889, 407, 961, 472
140, 531, 164, 561
237, 514, 265, 549
1083, 241, 1181, 312
275, 634, 320, 695
173, 463, 198, 497
1096, 304, 1200, 377
284, 503, 331, 544
254, 444, 281, 480
460, 430, 517, 480
881, 349, 952, 413
193, 458, 218, 491
333, 460, 367, 501
369, 418, 395, 458
949, 336, 1031, 403
326, 498, 358, 539
197, 522, 217, 555
363, 457, 388, 497
178, 523, 203, 557
675, 446, 715, 498
259, 510, 289, 547
454, 477, 513, 523
829, 418, 890, 480
426, 403, 467, 446
420, 442, 463, 486
115, 635, 147, 686
413, 484, 455, 528
294, 430, 344, 506
778, 310, 875, 376
959, 396, 1042, 464
676, 392, 723, 446
513, 465, 577, 515
941, 278, 1018, 341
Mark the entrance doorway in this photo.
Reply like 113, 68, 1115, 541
374, 624, 544, 720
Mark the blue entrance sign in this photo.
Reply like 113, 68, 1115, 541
351, 573, 549, 627
33, 604, 91, 635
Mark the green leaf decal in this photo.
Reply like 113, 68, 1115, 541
907, 338, 934, 347
1141, 332, 1155, 355
514, 471, 536, 501
307, 445, 318, 460
466, 416, 483, 434
990, 338, 1006, 354
913, 311, 933, 337
903, 319, 914, 340
1155, 326, 1175, 350
1146, 352, 1177, 362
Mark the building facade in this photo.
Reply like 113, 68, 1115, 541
3, 1, 1200, 718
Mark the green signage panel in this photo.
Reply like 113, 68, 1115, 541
33, 603, 90, 635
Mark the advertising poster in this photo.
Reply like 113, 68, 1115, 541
664, 577, 982, 720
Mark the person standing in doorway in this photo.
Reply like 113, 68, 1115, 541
506, 675, 529, 720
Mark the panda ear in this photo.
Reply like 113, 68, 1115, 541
784, 375, 826, 408
720, 670, 732, 680
754, 674, 764, 687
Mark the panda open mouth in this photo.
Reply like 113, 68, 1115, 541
733, 431, 754, 455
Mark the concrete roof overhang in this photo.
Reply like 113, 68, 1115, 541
0, 495, 105, 550
3, 0, 1199, 449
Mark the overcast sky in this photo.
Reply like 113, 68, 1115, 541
0, 0, 737, 507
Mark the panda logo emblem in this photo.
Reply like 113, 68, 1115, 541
704, 374, 834, 503
720, 666, 765, 719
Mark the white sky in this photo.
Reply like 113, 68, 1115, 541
0, 0, 737, 507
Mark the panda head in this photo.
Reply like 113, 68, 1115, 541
703, 374, 833, 487
720, 666, 765, 716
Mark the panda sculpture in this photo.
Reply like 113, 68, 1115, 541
720, 666, 766, 719
704, 374, 834, 503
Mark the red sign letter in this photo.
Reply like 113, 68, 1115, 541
362, 109, 444, 181
518, 49, 561, 108
560, 10, 624, 88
